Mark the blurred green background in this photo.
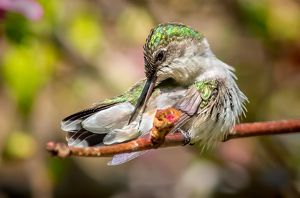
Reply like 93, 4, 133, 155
1, 0, 300, 197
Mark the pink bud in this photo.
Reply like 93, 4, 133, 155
0, 0, 44, 21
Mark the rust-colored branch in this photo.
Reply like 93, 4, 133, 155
46, 133, 185, 158
46, 119, 300, 158
226, 119, 300, 140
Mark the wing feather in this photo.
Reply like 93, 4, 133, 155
108, 151, 148, 165
66, 129, 106, 147
108, 87, 203, 165
61, 102, 118, 132
108, 134, 150, 165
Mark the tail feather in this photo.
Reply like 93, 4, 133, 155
66, 129, 106, 147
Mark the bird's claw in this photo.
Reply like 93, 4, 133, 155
178, 129, 191, 146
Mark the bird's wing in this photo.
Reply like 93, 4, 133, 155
108, 151, 148, 165
107, 133, 150, 165
168, 86, 202, 133
108, 82, 218, 165
61, 102, 119, 133
66, 129, 106, 147
106, 88, 201, 166
63, 101, 137, 146
61, 78, 147, 134
169, 81, 219, 134
107, 150, 147, 165
108, 81, 219, 165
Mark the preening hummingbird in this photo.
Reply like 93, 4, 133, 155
61, 23, 248, 165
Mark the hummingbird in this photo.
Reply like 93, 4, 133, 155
61, 22, 248, 165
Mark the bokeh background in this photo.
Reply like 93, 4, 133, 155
1, 0, 300, 197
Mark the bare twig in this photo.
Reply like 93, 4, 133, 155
46, 119, 300, 158
46, 133, 185, 158
226, 119, 300, 140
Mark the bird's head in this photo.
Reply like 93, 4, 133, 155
129, 23, 216, 121
143, 22, 209, 86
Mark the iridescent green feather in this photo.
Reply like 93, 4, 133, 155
101, 79, 147, 106
146, 23, 204, 51
193, 81, 218, 108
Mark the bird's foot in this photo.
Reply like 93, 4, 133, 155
178, 129, 191, 146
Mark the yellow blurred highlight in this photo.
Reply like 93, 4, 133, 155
66, 14, 103, 58
1, 39, 57, 114
267, 0, 300, 41
117, 6, 154, 44
6, 131, 37, 159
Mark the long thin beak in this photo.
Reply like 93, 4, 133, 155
128, 74, 157, 123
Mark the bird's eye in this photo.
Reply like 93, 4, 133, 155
155, 50, 165, 62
